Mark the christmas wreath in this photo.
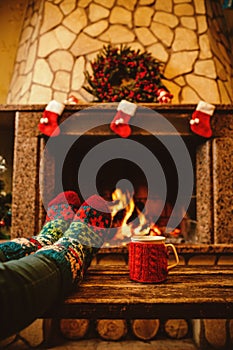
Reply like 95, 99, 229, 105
84, 45, 173, 103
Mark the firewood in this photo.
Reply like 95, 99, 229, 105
164, 319, 189, 339
59, 319, 90, 340
96, 319, 127, 340
131, 319, 160, 340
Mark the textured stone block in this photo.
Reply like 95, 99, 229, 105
7, 0, 233, 104
212, 138, 233, 243
196, 141, 213, 244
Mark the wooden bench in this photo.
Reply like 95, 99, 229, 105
46, 265, 233, 320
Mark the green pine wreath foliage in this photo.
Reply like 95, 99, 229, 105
84, 45, 170, 103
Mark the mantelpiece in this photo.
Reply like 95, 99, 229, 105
0, 103, 233, 250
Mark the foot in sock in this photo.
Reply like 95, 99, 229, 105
36, 195, 111, 292
0, 191, 82, 262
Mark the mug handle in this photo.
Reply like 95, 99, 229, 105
165, 243, 179, 270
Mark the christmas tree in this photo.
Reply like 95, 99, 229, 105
0, 156, 11, 239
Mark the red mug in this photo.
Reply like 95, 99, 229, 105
129, 236, 179, 283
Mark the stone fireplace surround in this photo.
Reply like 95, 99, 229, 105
9, 103, 233, 246
7, 0, 233, 105
1, 103, 233, 348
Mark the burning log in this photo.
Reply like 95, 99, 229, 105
59, 319, 90, 340
96, 319, 127, 340
164, 319, 189, 339
131, 319, 160, 340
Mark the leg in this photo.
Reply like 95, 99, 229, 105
0, 254, 62, 340
0, 191, 81, 262
0, 195, 111, 340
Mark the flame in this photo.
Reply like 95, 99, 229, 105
111, 188, 135, 239
111, 188, 162, 239
121, 197, 135, 237
106, 188, 188, 246
111, 188, 133, 217
149, 224, 162, 236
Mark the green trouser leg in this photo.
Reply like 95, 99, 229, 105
0, 254, 64, 340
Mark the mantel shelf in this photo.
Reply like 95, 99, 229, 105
1, 103, 232, 137
98, 243, 233, 255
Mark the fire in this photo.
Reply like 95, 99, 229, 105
103, 187, 189, 248
111, 188, 135, 239
149, 224, 162, 236
133, 206, 162, 236
110, 188, 162, 241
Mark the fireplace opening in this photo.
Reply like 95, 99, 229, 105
47, 132, 197, 244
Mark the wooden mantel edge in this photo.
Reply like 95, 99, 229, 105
0, 103, 233, 112
99, 243, 233, 254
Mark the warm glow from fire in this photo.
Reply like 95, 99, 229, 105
105, 187, 188, 247
111, 188, 162, 240
111, 188, 135, 239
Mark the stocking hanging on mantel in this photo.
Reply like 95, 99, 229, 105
38, 100, 64, 137
110, 100, 137, 138
156, 88, 173, 104
189, 101, 215, 138
64, 95, 79, 105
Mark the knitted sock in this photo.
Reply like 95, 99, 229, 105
45, 191, 81, 223
0, 191, 82, 262
36, 195, 111, 293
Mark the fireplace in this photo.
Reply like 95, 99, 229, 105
11, 103, 233, 247
2, 0, 233, 346
3, 102, 232, 348
4, 0, 232, 245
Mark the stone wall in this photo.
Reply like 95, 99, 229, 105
7, 0, 233, 104
0, 0, 27, 103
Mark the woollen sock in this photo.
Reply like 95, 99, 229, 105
38, 100, 64, 137
189, 101, 215, 138
0, 191, 82, 262
36, 195, 112, 293
110, 100, 137, 138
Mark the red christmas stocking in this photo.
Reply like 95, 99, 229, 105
190, 101, 215, 138
156, 88, 173, 103
38, 100, 65, 137
110, 100, 137, 138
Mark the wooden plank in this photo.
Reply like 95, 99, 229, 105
44, 266, 233, 320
